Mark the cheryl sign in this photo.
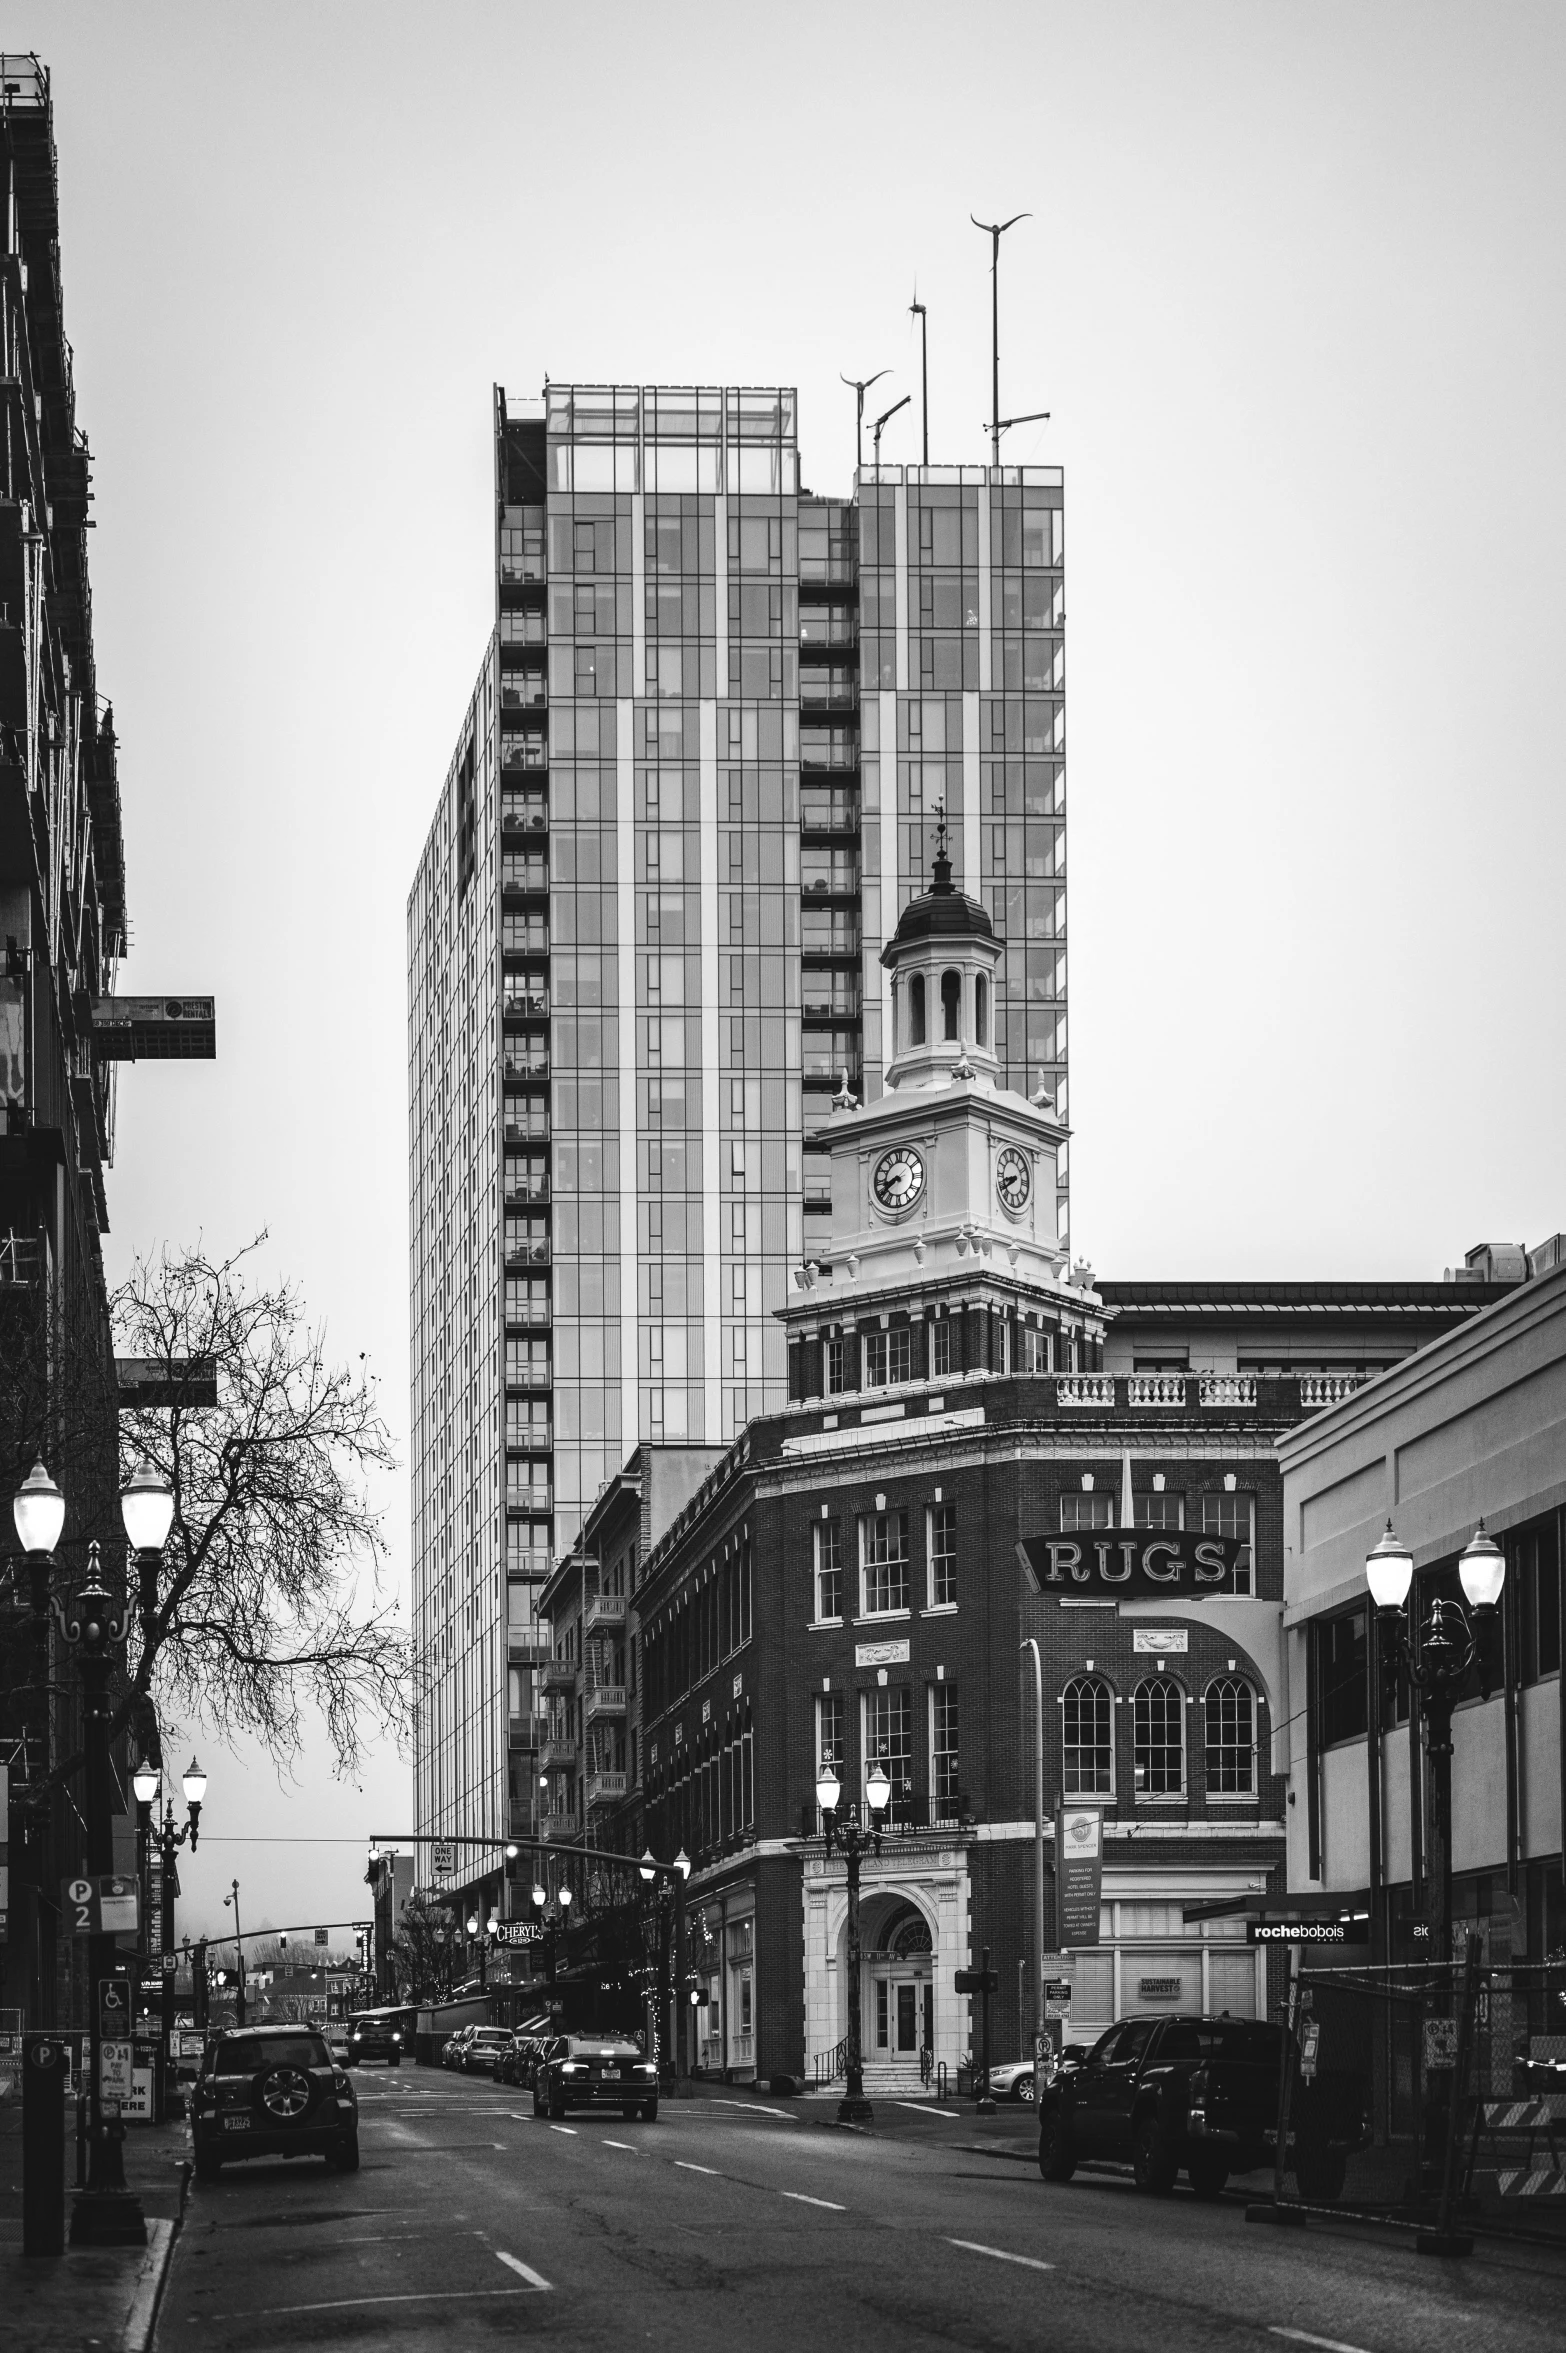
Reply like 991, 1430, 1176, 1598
1017, 1529, 1249, 1598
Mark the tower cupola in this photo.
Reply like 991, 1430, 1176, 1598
880, 813, 1004, 1091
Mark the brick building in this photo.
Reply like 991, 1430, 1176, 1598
540, 858, 1516, 2088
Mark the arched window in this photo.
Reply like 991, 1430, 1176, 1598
909, 973, 926, 1045
941, 969, 961, 1040
1061, 1675, 1113, 1796
975, 974, 988, 1047
1133, 1677, 1185, 1798
1204, 1676, 1256, 1795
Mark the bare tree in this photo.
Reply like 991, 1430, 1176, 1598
389, 1888, 456, 2003
38, 1237, 405, 1794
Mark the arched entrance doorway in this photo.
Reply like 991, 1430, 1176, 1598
864, 1898, 933, 2064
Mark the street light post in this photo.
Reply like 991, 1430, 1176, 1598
1364, 1519, 1505, 2216
1020, 1638, 1045, 2057
639, 1846, 691, 2092
133, 1755, 205, 2121
816, 1760, 892, 2127
53, 1547, 144, 2244
224, 1881, 247, 2024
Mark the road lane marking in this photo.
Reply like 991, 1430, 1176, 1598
1269, 2334, 1374, 2353
783, 2192, 846, 2210
496, 2252, 552, 2290
712, 2098, 802, 2121
676, 2160, 719, 2174
549, 2124, 578, 2135
894, 2101, 962, 2119
603, 2139, 639, 2151
204, 2289, 543, 2318
947, 2239, 1054, 2273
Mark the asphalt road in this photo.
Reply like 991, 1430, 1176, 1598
154, 2066, 1566, 2353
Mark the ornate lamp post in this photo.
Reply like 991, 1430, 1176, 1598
639, 1847, 691, 2088
816, 1759, 892, 2126
132, 1754, 206, 2120
1365, 1520, 1505, 2186
52, 1547, 144, 2243
223, 1881, 247, 2024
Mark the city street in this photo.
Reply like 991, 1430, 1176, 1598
153, 2068, 1566, 2353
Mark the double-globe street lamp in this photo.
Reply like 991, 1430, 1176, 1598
815, 1758, 892, 2126
638, 1846, 691, 2088
130, 1752, 206, 2119
1364, 1518, 1506, 2179
13, 1457, 182, 2244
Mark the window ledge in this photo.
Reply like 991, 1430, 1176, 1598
1203, 1791, 1260, 1806
920, 1603, 958, 1618
1133, 1794, 1188, 1807
808, 1617, 844, 1632
853, 1611, 912, 1627
1063, 1790, 1115, 1805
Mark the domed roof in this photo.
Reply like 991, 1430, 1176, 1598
881, 846, 994, 965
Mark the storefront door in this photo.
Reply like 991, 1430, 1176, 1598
874, 1972, 926, 2055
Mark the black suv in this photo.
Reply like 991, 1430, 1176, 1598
191, 2025, 359, 2180
346, 2007, 412, 2066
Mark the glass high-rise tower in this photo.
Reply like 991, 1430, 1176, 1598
409, 383, 1067, 1886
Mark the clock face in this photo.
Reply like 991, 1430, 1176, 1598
872, 1146, 926, 1215
996, 1145, 1032, 1215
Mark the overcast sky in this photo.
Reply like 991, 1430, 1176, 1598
18, 1, 1564, 1936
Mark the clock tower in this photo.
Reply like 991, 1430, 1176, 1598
783, 834, 1105, 1393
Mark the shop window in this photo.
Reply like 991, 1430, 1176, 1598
928, 1504, 958, 1608
813, 1518, 843, 1623
1200, 1491, 1254, 1594
859, 1510, 910, 1616
1203, 1677, 1256, 1795
1317, 1609, 1368, 1747
1061, 1492, 1113, 1532
1133, 1677, 1185, 1798
1062, 1675, 1113, 1797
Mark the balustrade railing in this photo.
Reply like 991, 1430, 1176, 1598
1054, 1374, 1115, 1406
1126, 1374, 1186, 1406
1198, 1374, 1257, 1406
1298, 1373, 1366, 1407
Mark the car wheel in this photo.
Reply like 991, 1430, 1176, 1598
194, 2150, 222, 2184
1133, 2112, 1178, 2195
1013, 2077, 1034, 2104
1294, 2145, 1347, 2204
1188, 2155, 1229, 2201
1037, 2105, 1076, 2182
642, 2100, 658, 2123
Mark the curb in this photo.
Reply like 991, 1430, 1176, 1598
123, 2217, 177, 2353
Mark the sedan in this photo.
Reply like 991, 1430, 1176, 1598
462, 2028, 515, 2076
987, 2059, 1037, 2104
533, 2035, 658, 2121
441, 2028, 476, 2069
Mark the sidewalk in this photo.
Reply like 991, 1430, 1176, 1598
0, 2103, 188, 2353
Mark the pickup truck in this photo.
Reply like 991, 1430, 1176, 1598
1038, 2013, 1289, 2200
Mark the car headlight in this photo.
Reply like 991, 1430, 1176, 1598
392, 2032, 402, 2042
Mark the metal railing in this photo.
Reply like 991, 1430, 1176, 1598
813, 2036, 848, 2086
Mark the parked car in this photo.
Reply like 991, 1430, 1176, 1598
345, 2007, 412, 2067
462, 2028, 515, 2076
533, 2034, 658, 2122
987, 2059, 1038, 2104
495, 2022, 552, 2088
1037, 2013, 1360, 2202
190, 2025, 358, 2181
441, 2027, 477, 2069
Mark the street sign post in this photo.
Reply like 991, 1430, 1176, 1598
61, 1877, 140, 1938
955, 1947, 1000, 2112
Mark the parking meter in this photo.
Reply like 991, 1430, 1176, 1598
22, 2034, 69, 2256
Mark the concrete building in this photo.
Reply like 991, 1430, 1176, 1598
1278, 1245, 1565, 2119
409, 383, 1071, 1915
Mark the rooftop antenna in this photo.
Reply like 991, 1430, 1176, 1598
971, 212, 1047, 466
840, 369, 889, 480
909, 289, 929, 464
871, 393, 910, 482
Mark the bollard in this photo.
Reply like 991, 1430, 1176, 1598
22, 2034, 68, 2257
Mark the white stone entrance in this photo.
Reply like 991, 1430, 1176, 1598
802, 1837, 971, 2085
